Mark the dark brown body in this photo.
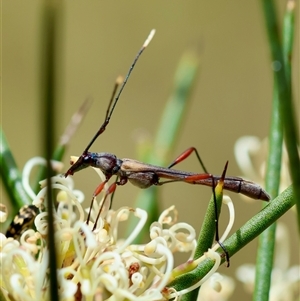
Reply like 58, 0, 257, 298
66, 154, 270, 201
120, 159, 270, 201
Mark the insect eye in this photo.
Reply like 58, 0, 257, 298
83, 155, 92, 164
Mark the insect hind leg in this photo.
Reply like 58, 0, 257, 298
211, 175, 230, 266
170, 147, 231, 266
167, 146, 208, 173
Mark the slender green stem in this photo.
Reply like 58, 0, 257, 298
40, 1, 59, 299
125, 51, 201, 242
282, 0, 295, 84
148, 51, 201, 166
169, 185, 294, 292
255, 2, 296, 298
224, 185, 294, 256
182, 180, 224, 301
0, 128, 31, 215
256, 25, 284, 301
194, 181, 224, 259
262, 0, 300, 232
254, 2, 296, 300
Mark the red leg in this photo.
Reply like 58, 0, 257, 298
167, 147, 208, 173
184, 173, 212, 182
92, 182, 117, 231
86, 181, 108, 225
184, 160, 230, 266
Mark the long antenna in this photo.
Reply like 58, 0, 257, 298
83, 29, 156, 154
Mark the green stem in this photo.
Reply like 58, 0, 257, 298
194, 181, 224, 259
254, 82, 282, 301
254, 1, 296, 300
126, 51, 201, 242
169, 185, 294, 293
282, 0, 295, 83
224, 185, 294, 256
0, 128, 31, 214
262, 0, 300, 232
40, 1, 59, 299
182, 179, 224, 301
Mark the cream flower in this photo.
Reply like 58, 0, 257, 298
234, 136, 294, 201
197, 272, 235, 301
1, 157, 236, 300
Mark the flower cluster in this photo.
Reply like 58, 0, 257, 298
0, 157, 235, 301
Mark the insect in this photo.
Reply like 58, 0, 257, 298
6, 205, 39, 239
64, 29, 270, 265
64, 29, 270, 203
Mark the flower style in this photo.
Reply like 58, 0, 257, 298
0, 157, 236, 301
197, 272, 235, 301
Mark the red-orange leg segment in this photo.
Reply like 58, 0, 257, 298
92, 182, 117, 231
167, 147, 208, 173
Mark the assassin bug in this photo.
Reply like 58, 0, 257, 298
64, 29, 270, 264
64, 29, 270, 202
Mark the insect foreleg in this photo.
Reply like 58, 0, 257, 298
92, 182, 117, 231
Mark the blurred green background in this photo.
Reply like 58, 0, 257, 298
1, 1, 299, 300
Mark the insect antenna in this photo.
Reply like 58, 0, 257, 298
65, 29, 155, 177
83, 29, 156, 154
83, 76, 123, 154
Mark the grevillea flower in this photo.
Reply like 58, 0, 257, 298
0, 157, 236, 301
